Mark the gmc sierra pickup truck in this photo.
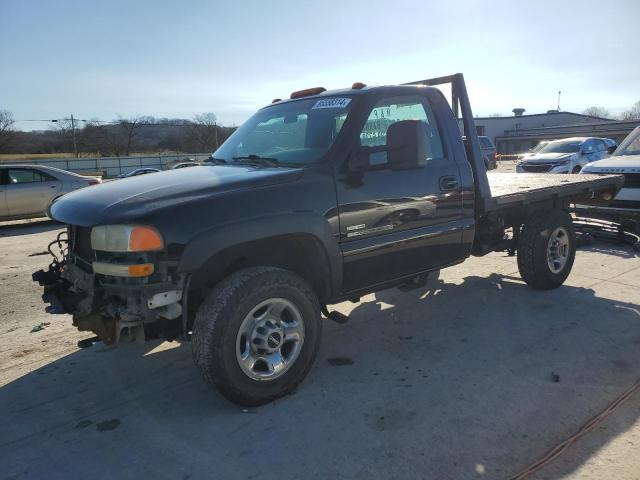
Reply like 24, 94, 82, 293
34, 74, 623, 406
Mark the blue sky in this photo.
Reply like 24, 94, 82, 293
1, 0, 638, 131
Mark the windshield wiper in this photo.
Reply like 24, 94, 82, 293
232, 154, 280, 167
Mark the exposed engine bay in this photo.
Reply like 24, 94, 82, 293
32, 226, 187, 344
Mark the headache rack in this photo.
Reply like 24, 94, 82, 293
404, 73, 624, 217
405, 73, 491, 213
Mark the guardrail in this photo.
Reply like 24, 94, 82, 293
3, 153, 212, 178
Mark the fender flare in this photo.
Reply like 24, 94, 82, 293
177, 213, 342, 297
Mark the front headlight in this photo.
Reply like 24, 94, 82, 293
91, 225, 164, 252
554, 159, 571, 166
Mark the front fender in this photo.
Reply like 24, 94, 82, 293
177, 213, 342, 296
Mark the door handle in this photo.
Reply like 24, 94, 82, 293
49, 185, 58, 188
439, 176, 458, 191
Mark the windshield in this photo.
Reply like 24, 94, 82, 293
614, 127, 640, 157
531, 141, 548, 152
213, 96, 354, 166
538, 141, 581, 154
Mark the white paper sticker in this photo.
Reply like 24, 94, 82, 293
312, 98, 352, 109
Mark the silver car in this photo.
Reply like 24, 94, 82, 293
516, 137, 614, 174
0, 165, 101, 221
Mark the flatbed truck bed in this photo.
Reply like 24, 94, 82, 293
487, 172, 623, 208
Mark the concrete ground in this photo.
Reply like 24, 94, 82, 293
1, 214, 639, 480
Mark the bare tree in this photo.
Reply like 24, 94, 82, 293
0, 109, 16, 152
620, 101, 640, 120
117, 116, 142, 156
79, 120, 110, 156
51, 118, 76, 154
189, 112, 219, 152
582, 106, 610, 119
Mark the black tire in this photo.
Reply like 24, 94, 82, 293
571, 165, 581, 173
517, 210, 576, 290
191, 267, 321, 406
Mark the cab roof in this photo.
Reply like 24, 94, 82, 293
267, 84, 436, 108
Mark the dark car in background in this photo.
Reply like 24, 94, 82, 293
463, 135, 496, 169
479, 136, 497, 170
116, 168, 160, 178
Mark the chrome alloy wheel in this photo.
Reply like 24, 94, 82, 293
236, 298, 305, 381
547, 227, 570, 274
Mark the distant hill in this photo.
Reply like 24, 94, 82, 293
4, 117, 236, 157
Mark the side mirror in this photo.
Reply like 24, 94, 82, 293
607, 145, 617, 154
386, 120, 428, 170
348, 120, 428, 172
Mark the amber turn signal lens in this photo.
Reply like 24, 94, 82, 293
92, 262, 154, 277
128, 264, 155, 277
129, 226, 164, 251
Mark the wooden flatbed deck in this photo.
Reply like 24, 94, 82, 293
486, 173, 624, 209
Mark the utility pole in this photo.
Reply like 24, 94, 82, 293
214, 121, 218, 150
70, 114, 78, 158
557, 90, 562, 111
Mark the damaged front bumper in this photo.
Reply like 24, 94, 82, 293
33, 239, 188, 345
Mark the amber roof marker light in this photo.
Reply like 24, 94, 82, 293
290, 87, 326, 99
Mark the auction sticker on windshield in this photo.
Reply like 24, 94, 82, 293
312, 98, 352, 109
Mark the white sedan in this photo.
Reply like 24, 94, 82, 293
0, 164, 101, 221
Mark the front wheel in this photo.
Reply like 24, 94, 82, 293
191, 267, 322, 406
517, 210, 576, 290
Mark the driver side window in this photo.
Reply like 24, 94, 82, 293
359, 96, 444, 165
7, 169, 55, 184
583, 141, 595, 153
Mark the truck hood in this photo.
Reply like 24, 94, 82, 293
519, 152, 574, 163
50, 164, 303, 226
582, 155, 640, 173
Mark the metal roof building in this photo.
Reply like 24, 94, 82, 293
495, 119, 640, 154
460, 109, 615, 154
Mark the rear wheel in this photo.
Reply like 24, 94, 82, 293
571, 165, 581, 173
192, 267, 322, 406
517, 210, 576, 290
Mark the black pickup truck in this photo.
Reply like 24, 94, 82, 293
34, 74, 622, 406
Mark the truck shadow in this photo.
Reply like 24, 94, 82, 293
337, 273, 640, 479
1, 271, 639, 479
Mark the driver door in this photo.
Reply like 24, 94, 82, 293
335, 94, 463, 293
